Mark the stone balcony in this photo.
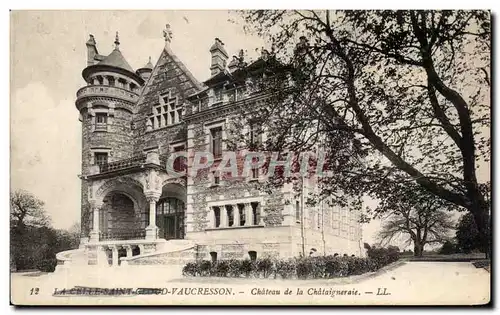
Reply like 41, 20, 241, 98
99, 155, 148, 173
76, 85, 139, 104
87, 151, 160, 178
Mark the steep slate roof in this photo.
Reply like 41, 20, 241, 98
98, 48, 135, 73
136, 45, 204, 107
133, 44, 205, 150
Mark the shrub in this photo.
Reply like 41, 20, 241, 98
275, 259, 295, 279
228, 259, 243, 277
310, 256, 326, 278
36, 258, 57, 272
439, 241, 457, 255
182, 262, 197, 276
324, 255, 341, 277
296, 258, 313, 279
183, 248, 398, 279
200, 260, 212, 276
256, 258, 274, 278
239, 259, 255, 277
213, 260, 229, 277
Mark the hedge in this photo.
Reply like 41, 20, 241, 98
182, 249, 399, 279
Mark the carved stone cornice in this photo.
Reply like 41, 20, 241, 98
183, 93, 269, 125
76, 95, 136, 114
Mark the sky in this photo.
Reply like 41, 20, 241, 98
9, 10, 272, 228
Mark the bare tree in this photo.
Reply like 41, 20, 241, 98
376, 184, 456, 257
10, 190, 50, 233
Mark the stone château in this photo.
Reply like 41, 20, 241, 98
61, 25, 363, 267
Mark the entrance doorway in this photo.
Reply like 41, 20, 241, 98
156, 197, 185, 240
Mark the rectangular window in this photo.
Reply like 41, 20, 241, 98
151, 91, 179, 129
295, 201, 300, 222
226, 205, 234, 227
210, 127, 223, 159
251, 168, 259, 180
95, 113, 107, 131
213, 170, 220, 185
249, 121, 262, 149
213, 206, 221, 228
94, 152, 108, 166
238, 204, 246, 226
251, 202, 258, 225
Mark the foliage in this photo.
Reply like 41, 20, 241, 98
236, 10, 491, 254
438, 241, 458, 255
256, 257, 274, 278
455, 212, 484, 254
182, 251, 399, 279
10, 190, 80, 272
367, 246, 401, 267
275, 259, 296, 279
36, 259, 58, 272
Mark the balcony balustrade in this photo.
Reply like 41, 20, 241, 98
98, 155, 147, 173
99, 229, 146, 241
76, 85, 139, 103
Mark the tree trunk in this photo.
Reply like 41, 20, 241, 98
469, 199, 491, 259
413, 243, 424, 257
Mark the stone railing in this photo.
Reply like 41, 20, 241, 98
76, 85, 139, 103
99, 229, 146, 241
87, 151, 166, 176
98, 155, 147, 173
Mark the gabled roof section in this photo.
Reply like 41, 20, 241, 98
98, 48, 135, 73
164, 46, 204, 91
135, 45, 205, 116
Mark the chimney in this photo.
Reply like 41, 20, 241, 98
228, 56, 240, 72
261, 48, 270, 61
209, 38, 229, 76
86, 34, 98, 66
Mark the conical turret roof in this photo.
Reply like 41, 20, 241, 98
98, 48, 135, 73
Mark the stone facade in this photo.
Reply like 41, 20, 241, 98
74, 30, 364, 267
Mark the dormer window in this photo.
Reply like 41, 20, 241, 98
151, 91, 181, 129
192, 99, 202, 113
236, 86, 246, 100
213, 87, 223, 103
226, 88, 236, 103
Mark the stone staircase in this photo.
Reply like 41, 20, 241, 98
55, 239, 199, 271
122, 239, 197, 266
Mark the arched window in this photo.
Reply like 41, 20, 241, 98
248, 251, 257, 261
210, 251, 218, 263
